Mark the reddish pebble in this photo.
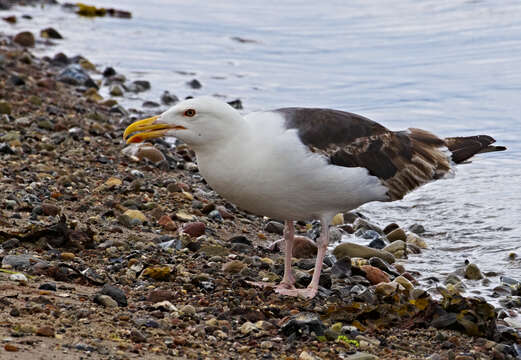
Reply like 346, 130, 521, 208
36, 325, 55, 337
182, 222, 205, 237
158, 215, 177, 231
361, 265, 390, 284
4, 344, 19, 352
216, 205, 234, 219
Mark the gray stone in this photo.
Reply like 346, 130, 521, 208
383, 240, 407, 259
100, 284, 127, 307
2, 255, 47, 270
57, 64, 94, 87
346, 352, 379, 360
465, 263, 484, 280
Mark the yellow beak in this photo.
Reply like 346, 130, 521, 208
123, 115, 186, 144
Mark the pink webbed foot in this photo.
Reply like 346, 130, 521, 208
275, 286, 318, 299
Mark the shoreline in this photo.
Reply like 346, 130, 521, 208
1, 2, 521, 360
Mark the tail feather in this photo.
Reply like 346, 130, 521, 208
444, 135, 506, 164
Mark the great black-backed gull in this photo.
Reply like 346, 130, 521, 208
123, 96, 505, 299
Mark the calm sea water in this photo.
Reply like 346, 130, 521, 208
4, 0, 521, 304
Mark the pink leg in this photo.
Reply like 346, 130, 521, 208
276, 217, 330, 299
275, 221, 296, 291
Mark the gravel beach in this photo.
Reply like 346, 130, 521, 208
1, 3, 520, 359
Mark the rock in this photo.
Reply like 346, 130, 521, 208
199, 245, 229, 257
94, 294, 118, 308
368, 257, 400, 277
40, 27, 62, 39
2, 15, 17, 23
175, 211, 196, 222
182, 222, 205, 237
465, 263, 484, 280
360, 265, 390, 284
368, 237, 388, 250
383, 223, 399, 234
14, 31, 35, 47
158, 215, 177, 231
299, 351, 321, 360
0, 101, 11, 115
333, 242, 395, 264
41, 202, 60, 216
60, 252, 75, 260
2, 255, 47, 270
161, 91, 179, 105
375, 281, 398, 297
103, 67, 116, 77
147, 290, 175, 303
126, 80, 151, 93
1, 238, 19, 249
130, 329, 147, 343
386, 228, 406, 242
383, 240, 407, 259
270, 236, 318, 259
187, 79, 202, 89
222, 260, 246, 274
353, 218, 383, 234
264, 221, 284, 235
280, 312, 325, 337
331, 257, 351, 278
346, 353, 379, 360
142, 266, 172, 280
4, 344, 19, 352
57, 64, 94, 87
39, 283, 57, 291
406, 233, 428, 248
100, 284, 127, 306
227, 99, 243, 109
409, 223, 425, 234
239, 321, 257, 335
331, 213, 344, 226
36, 326, 55, 337
394, 275, 414, 291
135, 144, 165, 163
9, 273, 28, 284
143, 100, 160, 108
110, 85, 123, 96
123, 209, 147, 223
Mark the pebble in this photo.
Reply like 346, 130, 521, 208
179, 304, 196, 316
175, 211, 196, 222
0, 101, 12, 115
182, 222, 205, 237
41, 202, 60, 216
123, 209, 147, 223
270, 236, 317, 258
409, 223, 425, 234
299, 351, 321, 360
161, 90, 179, 105
147, 290, 175, 303
36, 326, 55, 337
383, 240, 407, 259
110, 85, 123, 96
136, 144, 165, 163
239, 321, 257, 334
353, 218, 383, 234
360, 265, 390, 284
39, 283, 57, 291
331, 257, 351, 278
406, 233, 428, 248
375, 281, 398, 296
126, 80, 151, 93
14, 31, 35, 47
158, 215, 177, 231
60, 252, 75, 260
101, 284, 127, 306
187, 79, 202, 89
346, 352, 379, 360
331, 213, 344, 226
264, 221, 284, 235
130, 329, 147, 343
9, 273, 28, 284
465, 263, 484, 280
40, 27, 62, 39
386, 228, 406, 242
94, 294, 118, 308
222, 260, 246, 274
333, 242, 395, 264
57, 64, 95, 87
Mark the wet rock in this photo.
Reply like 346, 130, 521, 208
227, 99, 243, 109
94, 294, 118, 308
36, 326, 55, 337
375, 281, 398, 297
333, 242, 395, 264
270, 236, 317, 259
406, 233, 428, 248
465, 263, 483, 280
331, 257, 351, 279
103, 66, 116, 77
409, 223, 425, 234
383, 240, 407, 259
331, 213, 344, 226
14, 31, 35, 47
143, 100, 160, 108
57, 64, 95, 87
161, 90, 179, 105
360, 265, 390, 284
280, 312, 325, 337
126, 80, 150, 93
386, 228, 406, 242
135, 144, 165, 163
110, 85, 123, 96
353, 218, 383, 234
40, 27, 62, 39
2, 15, 16, 23
369, 257, 400, 277
222, 260, 246, 274
264, 221, 284, 235
100, 284, 127, 307
368, 237, 388, 250
383, 223, 399, 234
187, 79, 202, 89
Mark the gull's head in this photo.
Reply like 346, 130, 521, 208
123, 96, 242, 149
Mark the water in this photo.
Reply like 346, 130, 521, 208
3, 0, 521, 305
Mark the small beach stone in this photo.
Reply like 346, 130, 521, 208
383, 223, 399, 235
386, 228, 406, 242
101, 284, 127, 306
187, 79, 202, 89
40, 27, 62, 39
406, 233, 427, 248
14, 31, 35, 47
182, 222, 205, 237
94, 294, 118, 308
361, 265, 390, 285
161, 90, 179, 105
36, 326, 55, 337
383, 240, 407, 258
270, 236, 317, 258
333, 242, 395, 264
264, 221, 284, 235
368, 237, 387, 250
222, 260, 246, 274
123, 209, 147, 223
465, 263, 484, 280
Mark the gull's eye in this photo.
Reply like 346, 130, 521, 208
184, 109, 196, 117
